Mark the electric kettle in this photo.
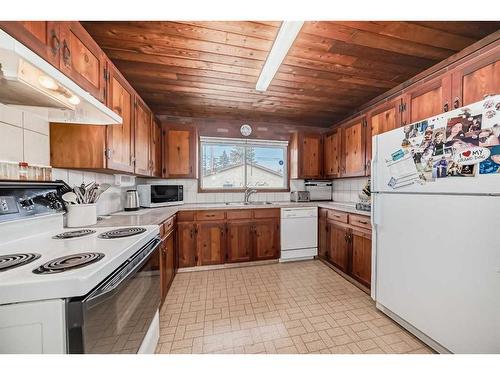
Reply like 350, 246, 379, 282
125, 190, 140, 211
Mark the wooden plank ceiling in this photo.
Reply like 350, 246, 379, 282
82, 21, 500, 127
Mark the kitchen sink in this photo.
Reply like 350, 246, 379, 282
225, 201, 274, 206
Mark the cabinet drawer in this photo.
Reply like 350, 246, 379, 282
162, 216, 176, 237
349, 214, 371, 230
327, 210, 348, 223
195, 210, 225, 221
253, 208, 280, 219
226, 209, 252, 220
177, 211, 195, 222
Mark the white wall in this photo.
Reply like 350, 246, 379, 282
332, 177, 369, 202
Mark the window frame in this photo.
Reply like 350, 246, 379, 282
198, 136, 290, 193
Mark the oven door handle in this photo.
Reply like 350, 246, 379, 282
84, 237, 161, 308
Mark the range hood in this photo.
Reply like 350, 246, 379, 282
0, 30, 121, 125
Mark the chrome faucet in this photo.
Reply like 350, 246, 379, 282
244, 187, 257, 203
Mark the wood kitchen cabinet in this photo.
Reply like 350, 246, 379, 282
451, 44, 500, 107
162, 125, 197, 178
350, 228, 372, 288
160, 217, 176, 306
328, 222, 350, 273
226, 221, 253, 263
105, 61, 135, 173
134, 97, 152, 176
340, 116, 366, 178
151, 120, 162, 178
321, 208, 372, 290
177, 222, 197, 268
0, 21, 61, 68
59, 22, 106, 102
365, 98, 402, 176
290, 132, 323, 179
254, 219, 280, 261
318, 209, 329, 260
197, 221, 226, 266
323, 130, 341, 178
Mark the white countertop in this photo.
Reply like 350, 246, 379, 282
93, 201, 370, 227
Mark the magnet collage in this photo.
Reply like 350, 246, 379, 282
400, 96, 500, 182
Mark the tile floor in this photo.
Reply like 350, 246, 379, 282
156, 260, 433, 354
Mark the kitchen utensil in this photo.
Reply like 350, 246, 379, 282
94, 183, 111, 202
62, 192, 78, 205
125, 190, 140, 211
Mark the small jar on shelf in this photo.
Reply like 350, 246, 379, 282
18, 162, 29, 180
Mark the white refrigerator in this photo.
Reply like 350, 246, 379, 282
371, 95, 500, 354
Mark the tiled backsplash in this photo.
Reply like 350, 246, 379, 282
332, 177, 369, 202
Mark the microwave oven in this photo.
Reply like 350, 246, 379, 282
136, 184, 184, 207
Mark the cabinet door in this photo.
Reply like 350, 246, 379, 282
299, 134, 322, 178
403, 76, 452, 124
164, 231, 175, 288
350, 228, 372, 288
254, 219, 280, 260
159, 238, 168, 305
197, 221, 226, 266
341, 117, 366, 177
451, 44, 500, 107
105, 63, 135, 173
323, 131, 341, 178
318, 215, 329, 260
134, 98, 152, 176
0, 21, 61, 67
177, 222, 197, 268
365, 99, 401, 176
227, 221, 253, 263
151, 120, 162, 177
163, 126, 197, 178
59, 22, 105, 102
328, 222, 349, 272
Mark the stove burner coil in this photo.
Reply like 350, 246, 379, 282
98, 227, 146, 239
0, 253, 41, 272
53, 229, 96, 239
33, 252, 104, 274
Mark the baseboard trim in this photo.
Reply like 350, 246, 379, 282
177, 259, 279, 273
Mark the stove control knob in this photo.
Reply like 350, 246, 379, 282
19, 198, 34, 210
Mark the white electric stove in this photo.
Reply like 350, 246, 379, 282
0, 181, 161, 354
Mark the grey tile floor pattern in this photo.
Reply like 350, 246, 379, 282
156, 260, 433, 354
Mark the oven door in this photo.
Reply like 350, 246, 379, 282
66, 237, 161, 354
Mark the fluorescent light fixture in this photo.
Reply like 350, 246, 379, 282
255, 21, 304, 92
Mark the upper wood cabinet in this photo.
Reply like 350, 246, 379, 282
134, 97, 152, 176
59, 22, 106, 102
365, 98, 402, 176
290, 132, 323, 179
162, 125, 197, 178
403, 76, 452, 124
340, 116, 366, 178
451, 44, 500, 107
151, 120, 162, 178
0, 21, 61, 68
323, 130, 341, 178
105, 62, 135, 173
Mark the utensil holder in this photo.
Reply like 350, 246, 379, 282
66, 204, 97, 227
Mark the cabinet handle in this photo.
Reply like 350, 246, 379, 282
62, 40, 71, 65
190, 229, 194, 238
453, 97, 460, 109
443, 102, 449, 112
357, 220, 368, 225
50, 30, 60, 55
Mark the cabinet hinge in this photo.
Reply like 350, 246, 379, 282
104, 148, 112, 159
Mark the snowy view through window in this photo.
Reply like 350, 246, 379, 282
200, 138, 287, 190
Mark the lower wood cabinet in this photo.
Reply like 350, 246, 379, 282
226, 221, 253, 263
318, 208, 372, 289
177, 209, 280, 268
254, 219, 280, 260
159, 216, 177, 307
197, 221, 226, 266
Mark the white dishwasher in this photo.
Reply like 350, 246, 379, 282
280, 207, 318, 262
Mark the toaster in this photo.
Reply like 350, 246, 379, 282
290, 191, 310, 202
